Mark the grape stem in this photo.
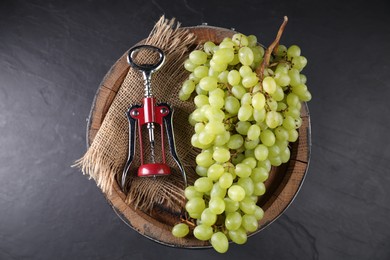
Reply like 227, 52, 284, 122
256, 16, 289, 80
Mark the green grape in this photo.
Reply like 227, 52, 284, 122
189, 73, 200, 83
207, 163, 225, 181
287, 45, 301, 59
271, 86, 284, 101
247, 35, 257, 47
190, 50, 207, 65
191, 134, 201, 149
219, 41, 235, 49
193, 224, 213, 241
282, 116, 296, 130
254, 206, 264, 220
242, 157, 257, 169
224, 197, 240, 213
235, 163, 252, 178
237, 177, 254, 197
204, 41, 216, 55
195, 165, 208, 177
228, 185, 246, 202
225, 96, 240, 115
280, 147, 291, 163
213, 48, 235, 64
294, 117, 302, 129
194, 94, 209, 108
225, 211, 242, 231
200, 208, 217, 226
238, 104, 253, 121
277, 102, 287, 111
274, 72, 290, 87
275, 62, 289, 74
254, 144, 268, 161
292, 56, 307, 71
253, 108, 266, 123
185, 185, 203, 199
171, 223, 189, 238
252, 92, 266, 110
274, 126, 289, 141
235, 121, 251, 135
269, 156, 282, 166
251, 46, 264, 63
253, 181, 266, 196
300, 74, 307, 84
239, 196, 257, 214
229, 227, 248, 245
288, 68, 301, 87
257, 159, 271, 172
195, 84, 207, 95
285, 106, 301, 119
301, 90, 312, 101
231, 85, 246, 99
260, 129, 276, 147
228, 70, 241, 85
231, 152, 245, 165
218, 70, 229, 83
251, 167, 269, 182
244, 149, 255, 159
179, 89, 191, 101
211, 182, 227, 198
193, 66, 209, 79
238, 46, 254, 66
244, 138, 259, 150
211, 232, 229, 253
241, 93, 252, 105
242, 73, 259, 88
214, 131, 231, 146
199, 76, 218, 91
185, 197, 205, 214
209, 197, 225, 214
210, 59, 228, 72
247, 124, 261, 140
208, 67, 220, 77
210, 87, 225, 98
227, 134, 244, 150
206, 107, 225, 122
198, 130, 215, 145
265, 111, 281, 129
288, 129, 299, 142
291, 83, 307, 96
213, 147, 231, 163
204, 121, 225, 135
241, 214, 258, 232
194, 177, 213, 193
229, 54, 240, 66
182, 80, 196, 95
239, 65, 253, 77
275, 44, 287, 57
286, 93, 300, 107
262, 76, 277, 94
232, 33, 249, 46
184, 58, 197, 72
266, 97, 278, 111
219, 172, 234, 189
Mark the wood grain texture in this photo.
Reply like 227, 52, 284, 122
86, 25, 311, 247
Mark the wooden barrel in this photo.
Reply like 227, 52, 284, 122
86, 25, 311, 247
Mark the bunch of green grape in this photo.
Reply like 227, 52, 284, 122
172, 33, 311, 253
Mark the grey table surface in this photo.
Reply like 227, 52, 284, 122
1, 0, 389, 259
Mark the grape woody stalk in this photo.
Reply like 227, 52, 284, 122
173, 17, 312, 253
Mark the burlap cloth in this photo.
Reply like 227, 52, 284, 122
76, 17, 198, 212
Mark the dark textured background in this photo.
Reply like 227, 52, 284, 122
1, 0, 390, 259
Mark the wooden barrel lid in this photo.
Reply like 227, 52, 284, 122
86, 25, 311, 247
